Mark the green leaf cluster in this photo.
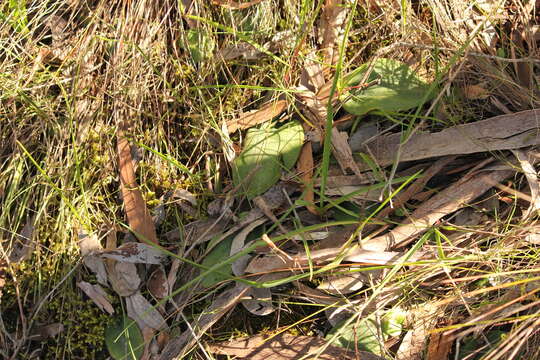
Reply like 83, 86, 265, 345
232, 121, 303, 199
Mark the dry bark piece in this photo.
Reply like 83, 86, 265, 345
118, 128, 158, 244
79, 231, 108, 286
376, 156, 456, 219
100, 242, 166, 265
319, 0, 350, 75
245, 245, 405, 274
208, 333, 384, 360
77, 281, 114, 315
354, 109, 540, 170
360, 165, 515, 252
126, 291, 167, 331
226, 99, 288, 133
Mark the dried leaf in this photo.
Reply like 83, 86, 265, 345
211, 0, 267, 10
231, 218, 266, 276
317, 268, 367, 295
463, 83, 490, 100
297, 126, 317, 213
354, 109, 540, 170
347, 121, 379, 152
400, 304, 445, 360
300, 53, 325, 92
79, 231, 108, 286
77, 281, 115, 315
512, 149, 540, 218
8, 216, 36, 263
245, 245, 404, 274
218, 42, 264, 60
117, 128, 158, 244
148, 266, 169, 299
208, 333, 384, 360
28, 323, 64, 341
227, 99, 288, 133
101, 242, 166, 265
318, 275, 364, 295
296, 86, 367, 180
426, 332, 453, 360
375, 156, 456, 219
126, 291, 167, 331
242, 287, 275, 316
107, 261, 141, 297
171, 189, 197, 206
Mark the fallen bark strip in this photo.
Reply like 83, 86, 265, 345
207, 333, 384, 360
359, 165, 515, 252
352, 109, 540, 170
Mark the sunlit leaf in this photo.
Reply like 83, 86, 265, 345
342, 58, 435, 116
326, 309, 406, 356
186, 28, 215, 63
232, 121, 303, 199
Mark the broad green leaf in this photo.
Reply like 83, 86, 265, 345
105, 316, 144, 360
201, 236, 234, 288
232, 121, 303, 199
186, 29, 215, 63
342, 58, 435, 116
326, 309, 405, 357
327, 318, 385, 355
381, 308, 406, 338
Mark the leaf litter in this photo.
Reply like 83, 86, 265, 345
47, 2, 540, 360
